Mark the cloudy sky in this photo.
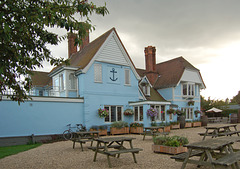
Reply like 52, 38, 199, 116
43, 0, 240, 101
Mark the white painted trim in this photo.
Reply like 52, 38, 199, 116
1, 96, 84, 103
49, 66, 78, 77
129, 101, 171, 106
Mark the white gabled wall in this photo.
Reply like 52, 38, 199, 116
180, 69, 204, 86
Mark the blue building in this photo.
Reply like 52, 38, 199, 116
0, 28, 205, 143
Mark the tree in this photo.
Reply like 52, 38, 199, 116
0, 0, 109, 103
231, 91, 240, 104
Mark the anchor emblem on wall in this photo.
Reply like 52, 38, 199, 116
110, 68, 118, 81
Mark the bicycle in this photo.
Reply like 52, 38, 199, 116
63, 124, 86, 140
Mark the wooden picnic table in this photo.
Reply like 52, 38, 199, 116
198, 124, 240, 140
90, 137, 143, 168
142, 126, 166, 140
171, 136, 240, 169
72, 131, 99, 151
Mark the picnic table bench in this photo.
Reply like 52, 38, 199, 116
72, 131, 99, 151
142, 126, 165, 140
90, 137, 143, 168
171, 136, 240, 169
198, 124, 240, 140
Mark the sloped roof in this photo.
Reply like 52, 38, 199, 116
31, 71, 52, 86
68, 28, 114, 69
137, 56, 204, 89
50, 28, 114, 74
145, 87, 167, 102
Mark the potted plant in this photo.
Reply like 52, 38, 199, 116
185, 120, 192, 128
124, 109, 134, 116
152, 135, 189, 154
98, 108, 109, 118
110, 121, 129, 135
170, 121, 180, 129
167, 108, 176, 115
192, 120, 202, 127
194, 110, 201, 118
98, 125, 108, 136
129, 122, 143, 134
147, 107, 158, 121
188, 100, 195, 106
90, 125, 108, 136
158, 122, 171, 133
176, 109, 186, 129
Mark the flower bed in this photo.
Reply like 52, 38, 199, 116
129, 122, 143, 134
192, 121, 201, 127
185, 122, 192, 128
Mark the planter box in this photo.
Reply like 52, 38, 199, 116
90, 129, 108, 136
164, 126, 171, 132
99, 129, 108, 136
192, 122, 201, 127
110, 127, 129, 135
152, 144, 187, 155
158, 126, 171, 132
170, 124, 180, 130
130, 127, 143, 134
185, 122, 192, 128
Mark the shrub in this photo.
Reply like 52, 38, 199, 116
130, 122, 143, 128
110, 121, 128, 129
153, 135, 189, 147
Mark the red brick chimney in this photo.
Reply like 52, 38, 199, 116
144, 46, 158, 85
68, 33, 77, 58
80, 30, 89, 51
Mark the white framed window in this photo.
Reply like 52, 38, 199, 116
142, 85, 150, 96
124, 69, 130, 85
59, 74, 64, 91
182, 83, 195, 97
94, 64, 102, 83
134, 106, 143, 122
182, 108, 193, 120
151, 105, 166, 122
69, 73, 77, 90
104, 106, 122, 122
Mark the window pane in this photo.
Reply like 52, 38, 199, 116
104, 106, 109, 122
111, 106, 116, 122
183, 84, 187, 95
161, 106, 165, 121
94, 64, 102, 82
140, 106, 143, 121
134, 107, 138, 121
125, 69, 130, 85
117, 107, 122, 121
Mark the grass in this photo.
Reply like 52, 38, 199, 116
0, 143, 42, 159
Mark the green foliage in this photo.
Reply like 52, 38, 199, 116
0, 143, 42, 159
231, 91, 240, 104
0, 0, 109, 103
110, 121, 128, 129
130, 122, 143, 128
153, 135, 189, 147
170, 121, 179, 125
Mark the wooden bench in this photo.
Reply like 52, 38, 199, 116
104, 148, 143, 156
218, 131, 240, 136
212, 151, 240, 167
72, 138, 94, 151
171, 150, 204, 161
88, 145, 122, 151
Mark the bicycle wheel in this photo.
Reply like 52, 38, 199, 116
63, 130, 72, 140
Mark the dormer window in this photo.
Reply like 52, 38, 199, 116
142, 84, 150, 96
182, 83, 195, 98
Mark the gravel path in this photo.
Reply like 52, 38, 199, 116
1, 123, 239, 169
